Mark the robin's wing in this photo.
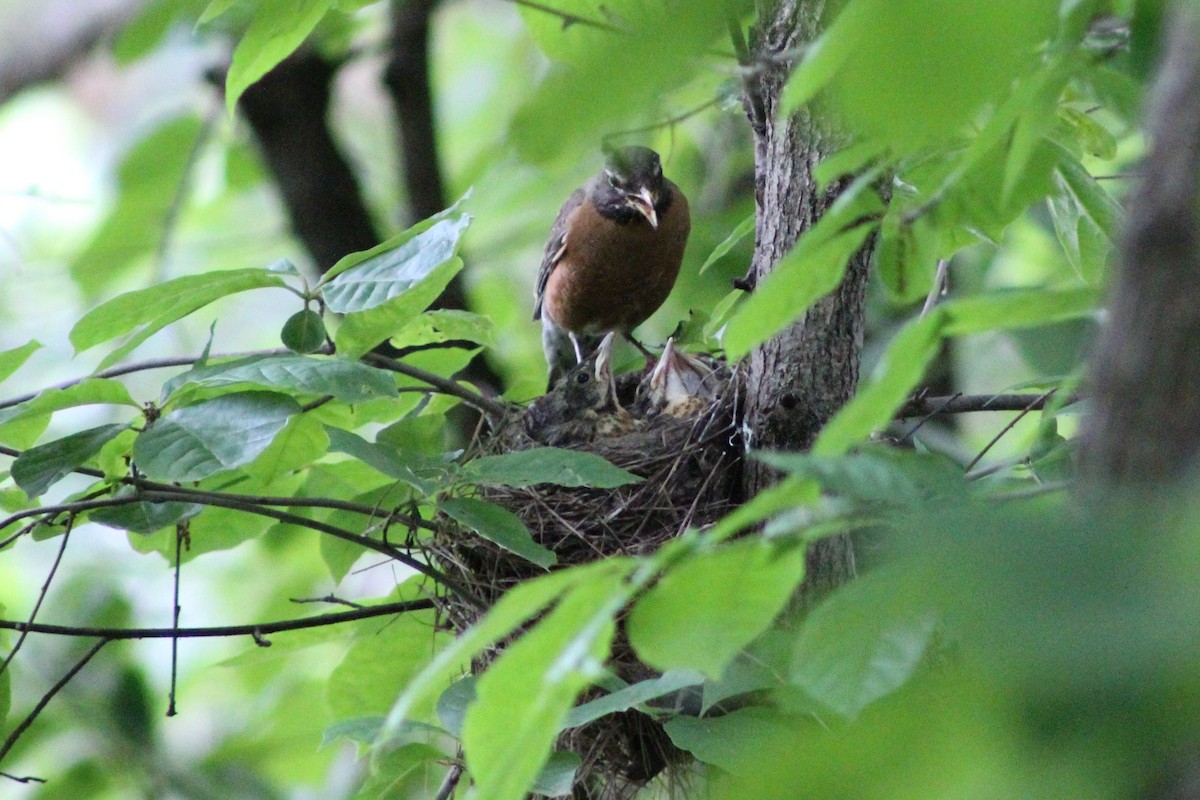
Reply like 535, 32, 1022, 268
532, 187, 585, 321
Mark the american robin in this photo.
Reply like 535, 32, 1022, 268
635, 337, 721, 419
524, 332, 635, 445
533, 146, 691, 387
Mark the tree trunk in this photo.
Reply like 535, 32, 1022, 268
1080, 2, 1200, 488
740, 0, 873, 605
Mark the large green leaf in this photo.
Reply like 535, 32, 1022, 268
89, 494, 204, 535
627, 539, 807, 680
0, 340, 40, 385
783, 0, 1057, 152
71, 268, 287, 368
664, 707, 800, 772
461, 447, 641, 489
161, 354, 395, 404
511, 1, 749, 164
332, 258, 464, 360
321, 215, 470, 313
132, 391, 299, 482
375, 561, 631, 761
224, 0, 333, 116
561, 669, 705, 729
941, 286, 1101, 336
323, 427, 437, 495
0, 379, 138, 427
723, 187, 883, 360
70, 116, 206, 295
463, 570, 627, 800
700, 214, 755, 274
791, 568, 938, 720
390, 309, 496, 349
439, 496, 556, 568
813, 312, 944, 457
12, 424, 129, 499
328, 613, 445, 720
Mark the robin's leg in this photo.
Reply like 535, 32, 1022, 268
622, 331, 658, 358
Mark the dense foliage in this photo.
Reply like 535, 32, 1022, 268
2, 1, 1190, 799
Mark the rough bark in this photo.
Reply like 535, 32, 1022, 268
1080, 3, 1200, 488
741, 0, 873, 605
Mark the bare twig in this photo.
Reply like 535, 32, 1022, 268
499, 0, 623, 32
0, 516, 74, 678
167, 524, 184, 717
0, 772, 46, 783
965, 390, 1055, 471
0, 598, 435, 640
364, 353, 509, 419
290, 594, 365, 609
895, 392, 1075, 418
0, 638, 110, 765
433, 762, 464, 800
603, 98, 721, 144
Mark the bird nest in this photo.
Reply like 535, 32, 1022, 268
422, 364, 744, 797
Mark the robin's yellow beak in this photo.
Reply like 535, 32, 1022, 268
626, 186, 658, 229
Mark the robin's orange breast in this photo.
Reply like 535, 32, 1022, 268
542, 185, 690, 336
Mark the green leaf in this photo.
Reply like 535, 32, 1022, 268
941, 286, 1101, 336
70, 116, 206, 295
224, 0, 333, 116
435, 675, 476, 738
322, 215, 470, 312
562, 669, 705, 729
463, 571, 627, 800
723, 188, 882, 360
791, 568, 938, 719
700, 214, 755, 275
440, 496, 555, 568
628, 540, 807, 680
281, 309, 327, 353
664, 707, 799, 771
132, 391, 299, 482
461, 448, 641, 489
12, 424, 128, 499
161, 354, 395, 404
813, 312, 944, 457
707, 475, 820, 543
328, 613, 445, 719
0, 379, 139, 427
333, 258, 464, 360
324, 427, 436, 495
375, 562, 631, 761
89, 492, 204, 534
0, 340, 40, 385
391, 309, 496, 349
531, 752, 581, 798
71, 268, 287, 368
197, 0, 239, 24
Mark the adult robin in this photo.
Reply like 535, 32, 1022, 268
524, 332, 635, 445
533, 146, 691, 388
636, 337, 722, 419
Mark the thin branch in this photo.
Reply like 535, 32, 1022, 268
167, 524, 184, 717
0, 638, 110, 766
498, 0, 623, 32
602, 98, 721, 143
364, 353, 509, 419
0, 516, 73, 678
0, 598, 435, 640
434, 762, 464, 800
0, 772, 46, 784
0, 496, 144, 549
895, 392, 1075, 418
133, 490, 481, 608
965, 390, 1055, 472
290, 594, 365, 609
0, 348, 304, 413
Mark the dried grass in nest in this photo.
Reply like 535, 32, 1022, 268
423, 367, 744, 797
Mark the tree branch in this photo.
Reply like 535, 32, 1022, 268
895, 392, 1074, 418
0, 598, 435, 640
364, 352, 510, 419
